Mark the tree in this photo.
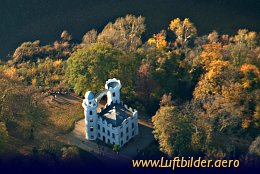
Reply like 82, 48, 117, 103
81, 29, 98, 47
169, 18, 197, 49
191, 55, 260, 158
136, 62, 159, 113
9, 41, 42, 65
200, 42, 223, 69
208, 31, 219, 43
147, 30, 167, 49
227, 29, 258, 66
61, 30, 72, 42
53, 30, 73, 59
38, 139, 61, 162
160, 93, 173, 107
98, 15, 145, 52
0, 122, 8, 154
61, 146, 79, 160
113, 144, 120, 152
152, 103, 193, 156
249, 136, 260, 157
240, 64, 260, 89
65, 43, 122, 95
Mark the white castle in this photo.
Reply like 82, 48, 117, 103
82, 78, 139, 147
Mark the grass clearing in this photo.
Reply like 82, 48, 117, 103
45, 94, 84, 133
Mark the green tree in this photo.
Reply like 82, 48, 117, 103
65, 43, 122, 95
152, 101, 193, 156
113, 144, 120, 152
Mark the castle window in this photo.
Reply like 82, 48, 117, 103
98, 133, 100, 138
89, 111, 93, 115
108, 139, 110, 144
112, 133, 115, 139
103, 127, 105, 133
90, 126, 94, 131
132, 123, 134, 128
98, 124, 100, 130
112, 92, 115, 97
126, 127, 129, 133
132, 131, 135, 136
121, 140, 123, 145
121, 132, 123, 137
107, 130, 110, 136
126, 136, 129, 141
91, 135, 94, 139
90, 118, 93, 122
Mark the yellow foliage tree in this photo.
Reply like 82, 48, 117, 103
148, 30, 167, 49
240, 64, 260, 89
53, 59, 62, 69
32, 78, 37, 86
169, 18, 197, 48
3, 67, 17, 79
30, 67, 36, 76
200, 42, 223, 69
194, 60, 230, 99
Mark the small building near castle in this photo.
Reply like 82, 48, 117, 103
82, 78, 139, 147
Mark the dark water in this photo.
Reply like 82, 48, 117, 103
1, 0, 260, 60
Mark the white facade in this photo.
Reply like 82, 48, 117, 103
82, 78, 139, 147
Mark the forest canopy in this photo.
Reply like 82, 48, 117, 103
1, 14, 260, 163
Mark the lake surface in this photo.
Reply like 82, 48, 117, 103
1, 0, 260, 60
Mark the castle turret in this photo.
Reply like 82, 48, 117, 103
105, 78, 122, 105
82, 91, 98, 140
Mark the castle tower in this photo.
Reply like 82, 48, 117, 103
105, 78, 122, 105
82, 91, 98, 140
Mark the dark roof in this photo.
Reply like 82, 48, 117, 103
107, 81, 119, 89
99, 103, 133, 127
85, 91, 95, 100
